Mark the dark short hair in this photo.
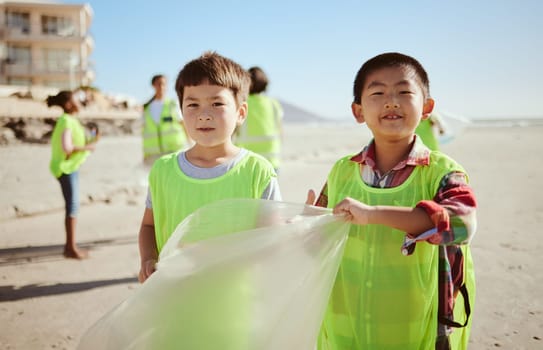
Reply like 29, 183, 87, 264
46, 90, 73, 108
353, 52, 430, 104
151, 74, 165, 85
175, 51, 250, 109
248, 66, 268, 94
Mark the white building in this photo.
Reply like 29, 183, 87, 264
0, 0, 94, 90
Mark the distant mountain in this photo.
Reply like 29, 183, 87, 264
276, 99, 330, 123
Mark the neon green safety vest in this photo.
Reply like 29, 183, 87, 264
142, 98, 187, 159
415, 118, 440, 151
49, 113, 90, 178
149, 151, 276, 252
319, 152, 474, 350
235, 95, 282, 169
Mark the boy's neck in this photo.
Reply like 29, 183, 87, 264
185, 143, 240, 168
372, 136, 415, 174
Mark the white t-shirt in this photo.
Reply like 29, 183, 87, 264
148, 100, 165, 124
148, 98, 183, 124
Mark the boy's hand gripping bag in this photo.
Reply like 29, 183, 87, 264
78, 199, 349, 350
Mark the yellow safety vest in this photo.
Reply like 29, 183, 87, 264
235, 95, 282, 169
319, 152, 473, 349
416, 118, 440, 151
49, 113, 90, 178
149, 151, 276, 252
142, 98, 187, 161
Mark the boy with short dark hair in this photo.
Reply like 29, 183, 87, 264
310, 52, 477, 349
138, 52, 281, 283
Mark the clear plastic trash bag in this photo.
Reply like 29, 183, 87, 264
78, 199, 349, 350
438, 109, 472, 145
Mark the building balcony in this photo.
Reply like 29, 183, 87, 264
2, 26, 93, 48
5, 62, 94, 79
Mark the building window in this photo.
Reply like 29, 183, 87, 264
41, 15, 75, 36
42, 48, 72, 72
7, 45, 31, 65
6, 11, 30, 34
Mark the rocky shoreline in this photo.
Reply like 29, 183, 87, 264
0, 96, 141, 145
0, 114, 141, 145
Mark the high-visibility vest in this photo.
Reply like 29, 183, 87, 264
416, 118, 440, 151
235, 94, 282, 169
149, 151, 276, 252
319, 152, 474, 349
142, 98, 187, 159
49, 113, 90, 178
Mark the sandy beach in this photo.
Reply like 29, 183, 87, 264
1, 122, 542, 349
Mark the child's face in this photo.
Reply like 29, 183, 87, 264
153, 77, 167, 96
352, 66, 434, 143
181, 82, 247, 148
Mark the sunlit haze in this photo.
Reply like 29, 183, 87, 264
65, 0, 542, 120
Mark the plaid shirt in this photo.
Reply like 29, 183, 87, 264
315, 136, 477, 346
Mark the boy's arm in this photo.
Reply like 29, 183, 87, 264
138, 208, 158, 283
306, 183, 329, 208
61, 129, 96, 154
413, 171, 477, 245
333, 197, 434, 235
333, 171, 477, 244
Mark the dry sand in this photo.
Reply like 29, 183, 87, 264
0, 123, 542, 349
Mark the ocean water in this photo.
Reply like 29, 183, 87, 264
311, 113, 543, 129
470, 117, 543, 127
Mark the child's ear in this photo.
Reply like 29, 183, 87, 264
237, 102, 248, 126
351, 102, 365, 124
422, 98, 435, 120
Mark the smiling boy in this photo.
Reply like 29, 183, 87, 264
310, 52, 477, 349
138, 52, 281, 283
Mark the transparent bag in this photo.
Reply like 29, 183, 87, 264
79, 199, 349, 350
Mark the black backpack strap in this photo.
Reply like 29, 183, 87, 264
439, 283, 471, 328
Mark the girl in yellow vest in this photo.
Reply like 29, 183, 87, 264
138, 52, 281, 283
235, 67, 283, 171
142, 74, 190, 166
48, 90, 99, 259
307, 53, 477, 349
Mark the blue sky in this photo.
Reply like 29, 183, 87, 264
69, 0, 542, 120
